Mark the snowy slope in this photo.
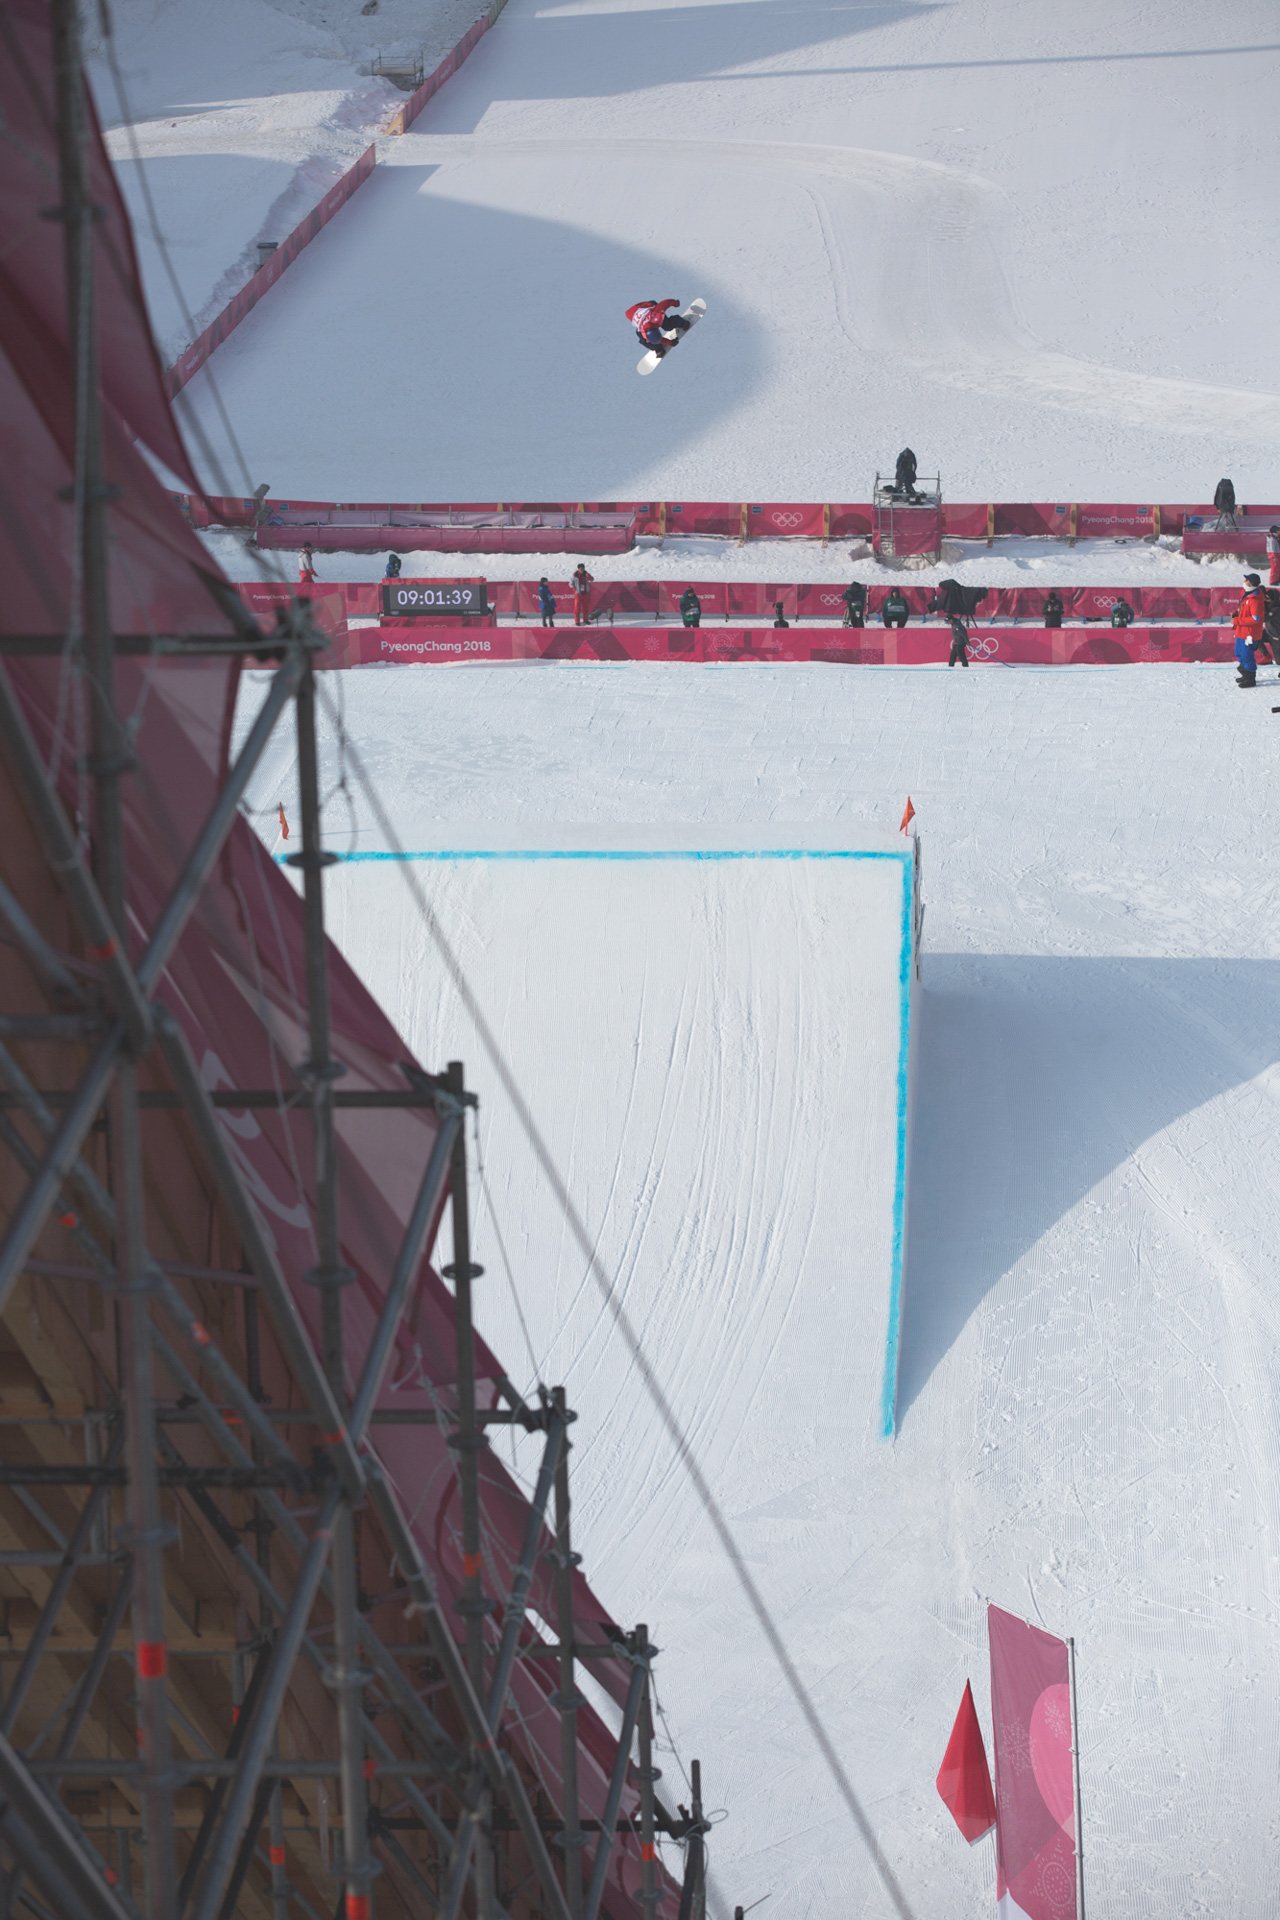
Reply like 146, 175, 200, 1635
121, 0, 1280, 1910
236, 659, 1280, 1919
174, 0, 1280, 502
86, 0, 485, 361
318, 821, 915, 1442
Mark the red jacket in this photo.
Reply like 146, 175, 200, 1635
626, 299, 680, 338
1234, 586, 1265, 640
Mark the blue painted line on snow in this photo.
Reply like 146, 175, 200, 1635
300, 839, 916, 1438
879, 853, 914, 1442
293, 848, 908, 865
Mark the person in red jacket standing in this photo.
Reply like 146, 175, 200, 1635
1267, 524, 1280, 586
626, 298, 691, 358
1234, 572, 1266, 680
571, 563, 594, 626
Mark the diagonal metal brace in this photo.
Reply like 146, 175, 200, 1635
151, 1002, 364, 1498
363, 1453, 573, 1920
0, 661, 150, 1050
0, 650, 307, 1313
0, 1724, 138, 1920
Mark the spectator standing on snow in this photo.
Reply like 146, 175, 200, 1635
773, 602, 789, 628
1234, 573, 1265, 684
538, 578, 556, 628
881, 587, 910, 629
571, 564, 594, 626
1235, 573, 1266, 640
1268, 525, 1280, 585
948, 618, 970, 668
1213, 478, 1238, 531
1043, 590, 1064, 629
384, 553, 402, 578
841, 581, 866, 628
298, 543, 317, 586
679, 588, 701, 628
1110, 597, 1135, 629
1261, 588, 1280, 663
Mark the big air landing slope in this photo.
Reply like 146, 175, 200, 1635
315, 822, 920, 1452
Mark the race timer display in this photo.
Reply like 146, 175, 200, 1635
381, 581, 490, 617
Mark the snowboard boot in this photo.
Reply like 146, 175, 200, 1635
1237, 671, 1257, 687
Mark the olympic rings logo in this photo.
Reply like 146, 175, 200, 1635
969, 636, 999, 658
771, 512, 804, 529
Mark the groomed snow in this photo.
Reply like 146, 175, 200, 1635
202, 525, 1268, 595
237, 658, 1280, 1919
108, 0, 1280, 1908
88, 0, 489, 360
166, 0, 1280, 504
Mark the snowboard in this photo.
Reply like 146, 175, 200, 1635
637, 299, 706, 375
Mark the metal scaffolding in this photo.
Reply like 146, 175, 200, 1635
0, 3, 712, 1916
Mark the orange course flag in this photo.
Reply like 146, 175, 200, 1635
936, 1680, 997, 1844
900, 796, 916, 833
278, 803, 290, 841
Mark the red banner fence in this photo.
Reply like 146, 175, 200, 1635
162, 2, 498, 396
329, 624, 1237, 669
235, 579, 1251, 627
383, 13, 491, 135
183, 495, 1280, 546
164, 146, 376, 398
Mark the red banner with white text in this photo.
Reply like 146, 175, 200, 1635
334, 624, 1235, 667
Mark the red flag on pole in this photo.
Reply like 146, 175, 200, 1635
900, 796, 916, 833
278, 803, 290, 841
988, 1605, 1080, 1920
936, 1680, 996, 1844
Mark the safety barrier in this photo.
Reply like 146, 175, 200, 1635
331, 624, 1237, 668
164, 147, 375, 397
251, 579, 1257, 624
383, 13, 490, 135
1182, 521, 1274, 558
253, 515, 636, 556
184, 494, 1280, 543
163, 1, 501, 395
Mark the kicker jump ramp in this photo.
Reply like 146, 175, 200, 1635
323, 826, 920, 1496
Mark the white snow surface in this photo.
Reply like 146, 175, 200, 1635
119, 0, 1280, 1909
88, 0, 489, 361
203, 525, 1262, 594
166, 0, 1280, 505
236, 660, 1280, 1919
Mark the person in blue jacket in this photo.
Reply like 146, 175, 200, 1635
384, 553, 402, 578
538, 578, 556, 628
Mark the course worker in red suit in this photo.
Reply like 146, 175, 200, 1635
571, 563, 594, 626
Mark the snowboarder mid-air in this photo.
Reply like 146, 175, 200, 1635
626, 298, 692, 359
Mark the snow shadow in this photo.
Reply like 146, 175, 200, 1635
896, 953, 1280, 1424
112, 152, 299, 346
180, 159, 760, 499
420, 0, 940, 131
